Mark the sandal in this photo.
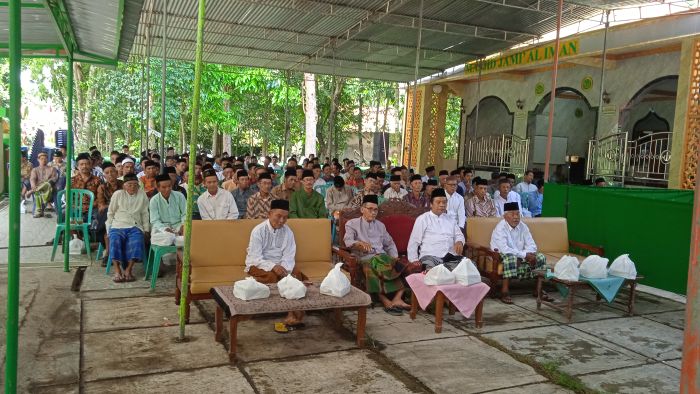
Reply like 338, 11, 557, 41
286, 322, 306, 331
500, 292, 513, 304
112, 273, 124, 283
384, 306, 404, 316
539, 291, 555, 302
274, 322, 289, 334
124, 273, 136, 282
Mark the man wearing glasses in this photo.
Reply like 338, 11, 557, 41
444, 175, 466, 230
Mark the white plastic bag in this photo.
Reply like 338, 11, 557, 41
452, 258, 482, 286
233, 277, 270, 301
174, 236, 185, 247
608, 254, 637, 279
579, 255, 609, 279
553, 255, 580, 281
278, 274, 307, 299
69, 235, 84, 255
424, 264, 456, 286
151, 231, 176, 246
320, 262, 351, 297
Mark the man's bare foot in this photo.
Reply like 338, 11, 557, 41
393, 300, 411, 310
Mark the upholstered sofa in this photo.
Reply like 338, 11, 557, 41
176, 218, 333, 321
333, 199, 428, 289
465, 217, 603, 292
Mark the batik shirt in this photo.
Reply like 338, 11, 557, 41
245, 192, 273, 219
71, 173, 102, 214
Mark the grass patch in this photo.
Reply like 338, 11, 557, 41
477, 335, 600, 394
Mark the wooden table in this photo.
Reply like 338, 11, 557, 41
535, 270, 643, 323
409, 291, 485, 333
210, 284, 372, 363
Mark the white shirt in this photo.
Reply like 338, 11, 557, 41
313, 178, 328, 188
136, 170, 145, 179
407, 211, 465, 262
245, 220, 296, 272
383, 187, 407, 200
515, 181, 538, 194
445, 191, 466, 229
197, 188, 239, 220
493, 191, 523, 217
490, 219, 537, 259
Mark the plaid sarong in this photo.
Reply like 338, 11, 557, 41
34, 181, 53, 210
501, 252, 546, 279
109, 227, 144, 269
362, 254, 404, 295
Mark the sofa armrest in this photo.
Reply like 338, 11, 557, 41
465, 242, 501, 260
332, 246, 363, 289
569, 240, 604, 257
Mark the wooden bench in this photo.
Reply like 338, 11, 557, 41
176, 218, 334, 321
465, 217, 604, 293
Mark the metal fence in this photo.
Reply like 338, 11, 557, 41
466, 134, 530, 177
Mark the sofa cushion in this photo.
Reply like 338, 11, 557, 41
287, 219, 331, 263
523, 218, 568, 253
466, 217, 501, 247
381, 215, 416, 254
297, 260, 335, 281
190, 219, 263, 267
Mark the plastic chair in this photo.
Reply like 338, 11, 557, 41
313, 182, 333, 198
144, 244, 177, 290
51, 189, 94, 261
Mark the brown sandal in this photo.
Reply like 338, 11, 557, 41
501, 292, 513, 304
112, 273, 124, 283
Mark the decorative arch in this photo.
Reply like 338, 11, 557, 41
619, 75, 678, 140
531, 86, 596, 115
465, 95, 514, 139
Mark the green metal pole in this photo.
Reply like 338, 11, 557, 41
178, 0, 205, 340
6, 0, 21, 391
63, 55, 74, 272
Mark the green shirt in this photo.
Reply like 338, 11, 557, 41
150, 191, 187, 232
289, 188, 328, 218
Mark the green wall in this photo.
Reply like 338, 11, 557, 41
542, 184, 693, 295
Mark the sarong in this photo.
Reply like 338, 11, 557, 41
248, 266, 307, 284
34, 181, 53, 209
501, 252, 546, 279
109, 227, 144, 269
362, 254, 404, 295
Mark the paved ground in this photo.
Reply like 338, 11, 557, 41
0, 204, 687, 393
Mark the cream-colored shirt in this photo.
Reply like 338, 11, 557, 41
106, 189, 151, 232
197, 188, 239, 220
383, 187, 407, 200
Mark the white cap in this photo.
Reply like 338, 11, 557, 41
121, 158, 134, 165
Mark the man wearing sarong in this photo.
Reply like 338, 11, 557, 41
490, 202, 551, 304
106, 174, 150, 283
344, 194, 409, 316
245, 199, 308, 331
29, 152, 57, 218
407, 188, 465, 271
289, 169, 328, 218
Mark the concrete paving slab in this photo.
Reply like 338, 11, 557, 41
83, 296, 205, 332
571, 317, 683, 361
0, 206, 57, 248
84, 365, 254, 393
608, 291, 685, 315
579, 363, 680, 393
0, 267, 81, 391
512, 293, 627, 324
485, 382, 573, 393
643, 310, 685, 330
382, 337, 546, 393
244, 349, 426, 393
30, 384, 80, 394
82, 324, 229, 382
233, 314, 359, 362
484, 325, 647, 376
666, 358, 682, 369
445, 298, 557, 333
343, 307, 466, 345
80, 263, 176, 291
0, 246, 85, 264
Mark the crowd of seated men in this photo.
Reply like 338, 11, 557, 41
47, 144, 561, 311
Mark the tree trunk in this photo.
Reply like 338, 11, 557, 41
212, 124, 219, 155
223, 85, 232, 155
327, 76, 344, 159
358, 93, 364, 163
84, 69, 96, 149
179, 102, 186, 153
303, 73, 317, 156
382, 95, 390, 164
74, 63, 86, 146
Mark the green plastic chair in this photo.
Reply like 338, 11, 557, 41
51, 189, 94, 261
144, 244, 177, 290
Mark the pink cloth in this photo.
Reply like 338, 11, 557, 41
406, 273, 490, 318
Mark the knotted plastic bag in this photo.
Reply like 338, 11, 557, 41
579, 255, 609, 279
278, 274, 307, 299
69, 235, 84, 255
233, 277, 270, 301
320, 263, 351, 297
151, 231, 176, 246
608, 254, 637, 280
452, 258, 482, 286
553, 255, 580, 281
424, 264, 456, 286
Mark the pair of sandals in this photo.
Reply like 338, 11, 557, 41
383, 304, 411, 316
501, 291, 554, 304
113, 273, 136, 283
274, 322, 306, 333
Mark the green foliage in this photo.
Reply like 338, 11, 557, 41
444, 96, 462, 159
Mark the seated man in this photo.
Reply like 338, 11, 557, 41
403, 174, 428, 208
407, 188, 465, 270
106, 174, 150, 283
344, 195, 408, 315
96, 162, 123, 264
245, 172, 274, 219
490, 202, 550, 304
231, 169, 255, 218
29, 152, 57, 218
465, 178, 497, 218
351, 173, 382, 208
197, 169, 239, 220
289, 169, 328, 218
140, 159, 159, 197
150, 173, 187, 238
271, 169, 297, 201
325, 176, 354, 217
383, 174, 407, 200
493, 178, 529, 217
245, 200, 307, 329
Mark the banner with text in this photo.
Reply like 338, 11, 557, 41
465, 39, 580, 74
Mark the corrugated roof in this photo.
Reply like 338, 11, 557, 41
128, 0, 661, 82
